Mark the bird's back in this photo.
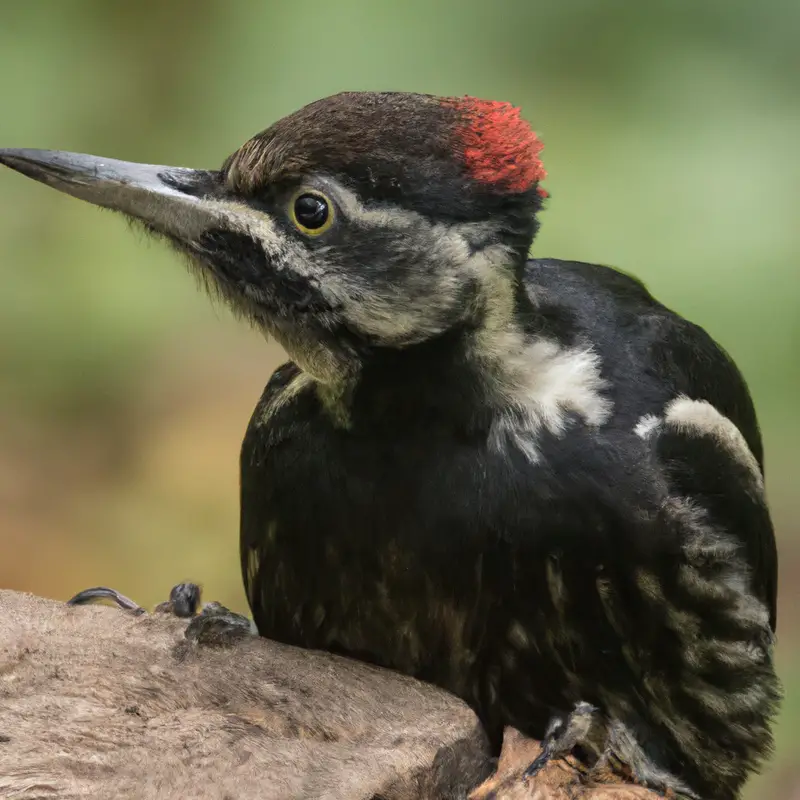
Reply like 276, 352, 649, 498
523, 257, 764, 466
523, 257, 776, 626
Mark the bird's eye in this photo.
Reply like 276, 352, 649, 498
290, 190, 334, 236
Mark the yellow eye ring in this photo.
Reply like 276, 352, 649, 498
289, 189, 335, 236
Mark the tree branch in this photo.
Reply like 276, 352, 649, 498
0, 590, 658, 799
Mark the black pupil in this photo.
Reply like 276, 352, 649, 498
294, 194, 328, 229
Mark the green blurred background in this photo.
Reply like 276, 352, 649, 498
0, 1, 797, 795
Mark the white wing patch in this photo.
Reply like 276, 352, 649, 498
489, 339, 613, 462
634, 398, 762, 489
664, 396, 763, 489
634, 413, 661, 439
522, 340, 614, 432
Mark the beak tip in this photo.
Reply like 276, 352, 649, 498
0, 149, 33, 178
0, 148, 216, 240
0, 148, 45, 171
0, 149, 63, 183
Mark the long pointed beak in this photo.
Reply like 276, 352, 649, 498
0, 148, 223, 241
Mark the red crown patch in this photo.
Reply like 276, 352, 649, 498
443, 97, 547, 196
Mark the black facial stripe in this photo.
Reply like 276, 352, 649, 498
196, 229, 332, 313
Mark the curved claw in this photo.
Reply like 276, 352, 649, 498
522, 744, 553, 780
66, 586, 146, 615
523, 701, 598, 780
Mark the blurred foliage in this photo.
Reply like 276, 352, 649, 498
0, 2, 797, 796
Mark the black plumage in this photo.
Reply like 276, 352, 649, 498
239, 257, 779, 799
0, 91, 780, 800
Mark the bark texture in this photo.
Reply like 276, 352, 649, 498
0, 590, 659, 799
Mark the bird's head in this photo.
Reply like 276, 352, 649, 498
0, 92, 547, 383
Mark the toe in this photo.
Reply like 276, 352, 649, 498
154, 582, 203, 617
184, 603, 254, 647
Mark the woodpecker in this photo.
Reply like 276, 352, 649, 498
0, 92, 781, 799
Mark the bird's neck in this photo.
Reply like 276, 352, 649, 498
315, 270, 555, 434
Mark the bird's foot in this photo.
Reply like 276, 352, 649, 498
583, 721, 701, 799
67, 581, 204, 618
522, 701, 598, 781
587, 754, 701, 799
68, 581, 256, 649
515, 703, 702, 798
154, 582, 204, 618
184, 600, 255, 647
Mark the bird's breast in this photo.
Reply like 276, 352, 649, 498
243, 425, 498, 687
240, 391, 654, 712
249, 517, 487, 696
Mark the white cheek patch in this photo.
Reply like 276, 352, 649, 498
317, 186, 485, 345
321, 265, 467, 345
